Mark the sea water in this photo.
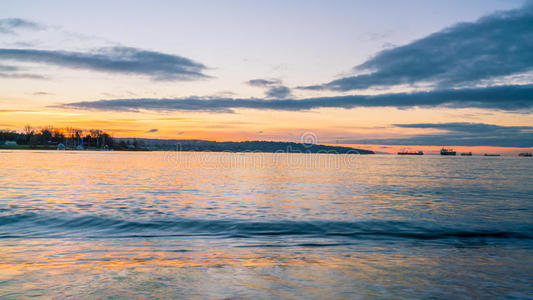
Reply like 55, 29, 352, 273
0, 151, 532, 298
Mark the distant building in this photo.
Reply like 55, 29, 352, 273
4, 141, 17, 146
57, 143, 66, 150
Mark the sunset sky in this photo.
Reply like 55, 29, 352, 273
1, 0, 532, 153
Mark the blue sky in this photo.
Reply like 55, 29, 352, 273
2, 0, 523, 92
0, 0, 532, 151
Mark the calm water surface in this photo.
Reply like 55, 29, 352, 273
0, 151, 532, 299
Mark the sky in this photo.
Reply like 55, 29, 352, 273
0, 0, 532, 153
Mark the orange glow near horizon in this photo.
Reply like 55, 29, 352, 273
0, 106, 532, 153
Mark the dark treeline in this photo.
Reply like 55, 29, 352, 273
0, 125, 115, 149
173, 140, 375, 154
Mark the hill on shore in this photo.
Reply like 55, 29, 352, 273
119, 138, 374, 154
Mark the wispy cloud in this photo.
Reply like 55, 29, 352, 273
145, 128, 158, 133
58, 84, 533, 113
0, 73, 46, 80
0, 109, 34, 113
303, 4, 533, 91
0, 64, 18, 72
32, 91, 53, 95
0, 18, 44, 34
246, 78, 282, 87
0, 64, 47, 79
0, 47, 209, 81
340, 123, 533, 147
246, 78, 292, 99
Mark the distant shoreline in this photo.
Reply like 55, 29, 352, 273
0, 140, 375, 154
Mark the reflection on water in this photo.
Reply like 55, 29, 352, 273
0, 151, 532, 298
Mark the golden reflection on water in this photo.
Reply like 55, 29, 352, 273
1, 237, 530, 298
0, 238, 438, 297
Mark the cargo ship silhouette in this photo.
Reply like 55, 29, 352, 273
397, 150, 424, 155
440, 148, 456, 156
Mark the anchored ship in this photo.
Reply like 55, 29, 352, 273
398, 150, 424, 155
440, 148, 456, 156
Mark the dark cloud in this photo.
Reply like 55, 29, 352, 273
340, 123, 533, 147
0, 18, 44, 34
265, 85, 291, 99
246, 78, 292, 98
58, 84, 533, 113
246, 79, 282, 87
303, 5, 533, 91
145, 129, 158, 133
0, 47, 209, 81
